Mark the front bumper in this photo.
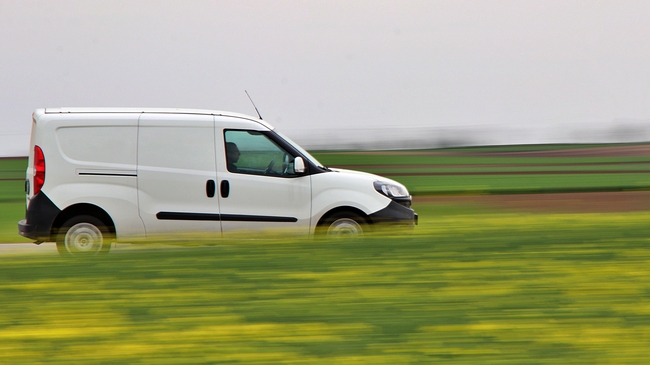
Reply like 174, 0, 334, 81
368, 200, 418, 229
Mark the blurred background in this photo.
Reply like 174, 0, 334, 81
1, 0, 650, 156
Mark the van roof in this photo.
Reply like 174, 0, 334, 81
41, 107, 274, 129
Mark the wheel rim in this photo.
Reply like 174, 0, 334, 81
327, 218, 363, 237
65, 223, 104, 254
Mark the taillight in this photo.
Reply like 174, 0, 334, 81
34, 145, 45, 195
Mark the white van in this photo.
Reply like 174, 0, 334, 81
18, 108, 417, 256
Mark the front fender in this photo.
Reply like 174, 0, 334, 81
310, 170, 391, 226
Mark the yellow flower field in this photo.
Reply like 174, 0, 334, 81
1, 211, 650, 364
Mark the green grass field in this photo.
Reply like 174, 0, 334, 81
1, 145, 650, 363
0, 159, 28, 242
311, 145, 650, 194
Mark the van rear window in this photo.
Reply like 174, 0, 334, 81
56, 126, 137, 166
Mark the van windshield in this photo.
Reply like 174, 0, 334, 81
276, 132, 325, 168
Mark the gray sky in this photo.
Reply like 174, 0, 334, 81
2, 0, 650, 156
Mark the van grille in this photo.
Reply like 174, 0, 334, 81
394, 197, 412, 208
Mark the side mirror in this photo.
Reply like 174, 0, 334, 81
294, 157, 306, 174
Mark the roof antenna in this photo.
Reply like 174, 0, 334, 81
245, 90, 263, 120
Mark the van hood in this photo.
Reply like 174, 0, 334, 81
327, 168, 409, 192
328, 167, 382, 179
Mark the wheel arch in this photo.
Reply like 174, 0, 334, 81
51, 203, 116, 237
316, 206, 371, 228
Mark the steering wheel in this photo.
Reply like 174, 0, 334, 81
265, 159, 275, 174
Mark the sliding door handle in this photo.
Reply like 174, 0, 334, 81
206, 180, 216, 198
220, 180, 230, 198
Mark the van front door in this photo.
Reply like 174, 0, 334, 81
137, 113, 221, 238
216, 129, 311, 236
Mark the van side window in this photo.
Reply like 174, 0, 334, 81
224, 130, 296, 177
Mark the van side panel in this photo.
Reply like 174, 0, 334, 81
45, 113, 144, 238
56, 126, 136, 168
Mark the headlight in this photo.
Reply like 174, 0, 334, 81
374, 181, 410, 199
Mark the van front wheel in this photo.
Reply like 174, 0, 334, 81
56, 216, 112, 257
320, 212, 366, 238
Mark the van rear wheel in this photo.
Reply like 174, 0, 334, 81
56, 215, 112, 257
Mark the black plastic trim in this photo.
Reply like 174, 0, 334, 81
221, 214, 297, 223
78, 172, 137, 177
368, 200, 418, 226
18, 192, 61, 240
156, 212, 297, 223
156, 212, 221, 221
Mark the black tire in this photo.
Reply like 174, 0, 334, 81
318, 211, 366, 239
56, 215, 113, 257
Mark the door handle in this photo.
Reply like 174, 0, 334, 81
220, 180, 230, 198
206, 180, 216, 198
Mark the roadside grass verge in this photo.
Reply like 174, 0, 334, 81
0, 180, 30, 243
0, 202, 29, 242
0, 157, 26, 180
426, 142, 649, 153
399, 173, 650, 195
1, 212, 650, 363
311, 146, 650, 195
0, 180, 25, 203
312, 151, 650, 168
351, 163, 650, 174
0, 171, 29, 242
